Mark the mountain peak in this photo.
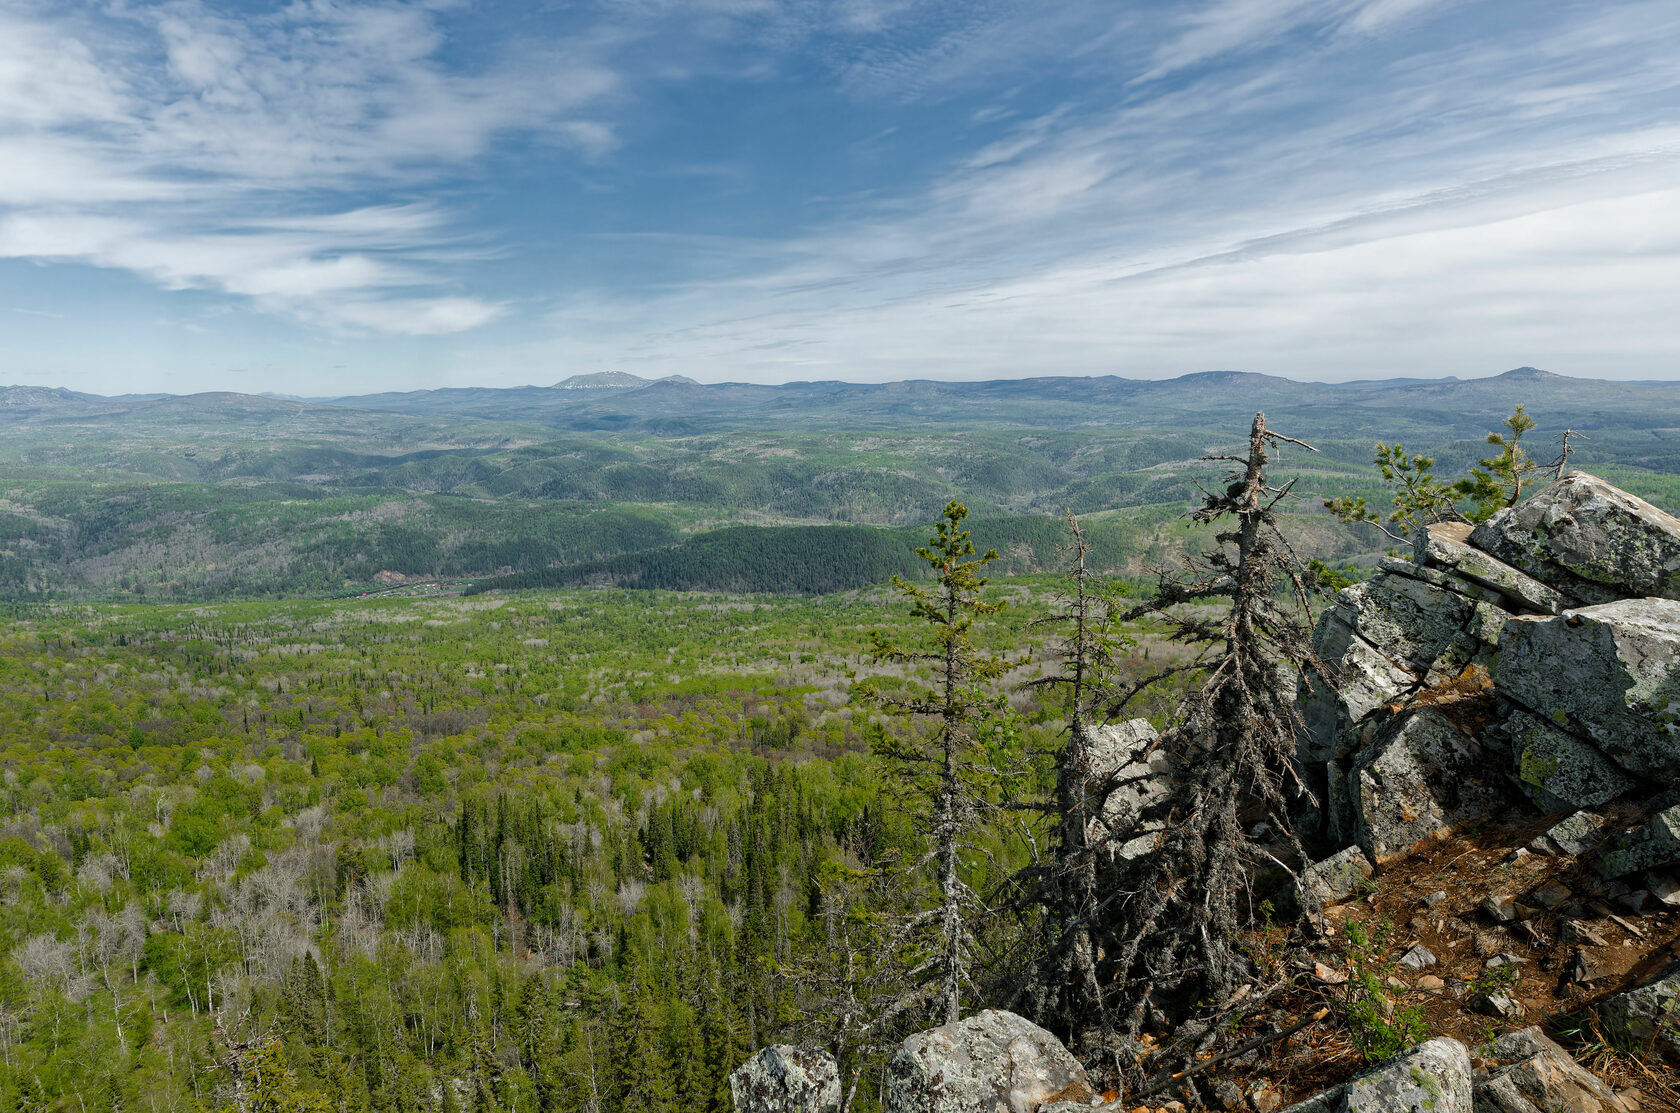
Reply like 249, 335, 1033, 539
552, 371, 653, 390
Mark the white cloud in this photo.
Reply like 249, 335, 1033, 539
520, 2, 1680, 384
0, 1, 614, 335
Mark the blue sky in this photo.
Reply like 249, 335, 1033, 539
3, 0, 1679, 395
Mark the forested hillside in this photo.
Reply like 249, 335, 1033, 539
0, 583, 1131, 1112
8, 369, 1680, 601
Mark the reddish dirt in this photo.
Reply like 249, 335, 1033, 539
1140, 805, 1680, 1111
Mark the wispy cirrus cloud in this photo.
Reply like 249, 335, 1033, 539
0, 0, 616, 335
516, 0, 1680, 384
6, 0, 1680, 390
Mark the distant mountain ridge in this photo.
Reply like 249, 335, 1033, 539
4, 366, 1677, 443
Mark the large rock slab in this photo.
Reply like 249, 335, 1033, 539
1470, 472, 1680, 605
1497, 599, 1680, 781
1496, 710, 1640, 813
884, 1010, 1094, 1113
1085, 720, 1170, 860
1352, 709, 1515, 860
731, 1046, 841, 1113
1596, 959, 1680, 1061
1412, 522, 1566, 614
1279, 1037, 1471, 1112
1297, 610, 1415, 764
1474, 1027, 1636, 1112
1324, 574, 1479, 677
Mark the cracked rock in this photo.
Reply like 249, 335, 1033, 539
885, 1009, 1094, 1113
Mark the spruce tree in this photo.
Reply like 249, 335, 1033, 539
611, 956, 675, 1113
854, 501, 1009, 1025
1016, 512, 1132, 1046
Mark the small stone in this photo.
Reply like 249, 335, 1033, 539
1312, 961, 1348, 986
1572, 948, 1611, 984
1528, 880, 1572, 910
1423, 890, 1449, 908
1483, 894, 1519, 922
1468, 992, 1525, 1019
1562, 919, 1609, 946
1485, 952, 1526, 969
1543, 810, 1605, 857
1418, 974, 1445, 990
1589, 901, 1647, 937
1250, 1089, 1282, 1113
1213, 1079, 1244, 1110
1645, 871, 1680, 906
1399, 943, 1438, 970
1513, 920, 1548, 948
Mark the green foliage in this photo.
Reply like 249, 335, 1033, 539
1324, 442, 1462, 542
0, 583, 1057, 1112
1339, 916, 1429, 1063
1327, 405, 1550, 538
1454, 404, 1541, 520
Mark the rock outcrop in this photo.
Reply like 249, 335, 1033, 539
1299, 471, 1680, 870
884, 1010, 1094, 1113
1278, 1037, 1472, 1112
1596, 959, 1680, 1061
731, 1046, 842, 1113
1474, 1027, 1639, 1112
1468, 472, 1680, 605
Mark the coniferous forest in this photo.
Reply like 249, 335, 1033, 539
2, 393, 1674, 1112
0, 572, 1176, 1113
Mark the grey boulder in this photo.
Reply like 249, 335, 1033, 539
1297, 609, 1415, 764
884, 1009, 1094, 1113
1323, 574, 1478, 677
1470, 472, 1680, 605
1085, 720, 1170, 861
1496, 599, 1680, 781
1285, 846, 1375, 916
731, 1046, 841, 1113
1279, 1037, 1471, 1112
1351, 710, 1514, 861
1594, 804, 1680, 878
1596, 959, 1680, 1061
1474, 1026, 1636, 1112
1496, 711, 1640, 813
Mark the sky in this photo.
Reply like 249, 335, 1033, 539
2, 0, 1679, 396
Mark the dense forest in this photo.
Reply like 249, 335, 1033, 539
0, 581, 1139, 1113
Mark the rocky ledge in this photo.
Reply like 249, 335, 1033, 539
732, 472, 1680, 1113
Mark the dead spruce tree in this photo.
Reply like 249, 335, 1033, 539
1012, 513, 1133, 1044
1102, 413, 1323, 1086
853, 501, 1009, 1025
